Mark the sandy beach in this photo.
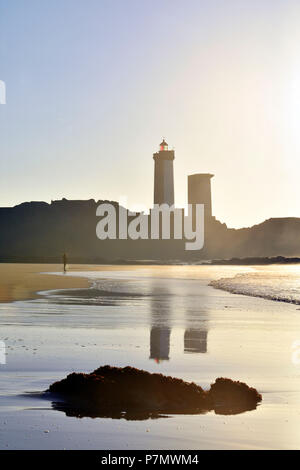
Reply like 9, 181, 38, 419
0, 263, 300, 449
0, 264, 90, 303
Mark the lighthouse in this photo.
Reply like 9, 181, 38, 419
153, 139, 175, 206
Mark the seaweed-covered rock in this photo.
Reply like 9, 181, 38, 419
48, 365, 212, 414
47, 366, 262, 420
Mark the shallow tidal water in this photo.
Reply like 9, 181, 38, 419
0, 265, 300, 449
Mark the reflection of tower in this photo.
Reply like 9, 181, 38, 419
153, 139, 175, 206
150, 327, 171, 362
184, 329, 207, 353
188, 173, 214, 221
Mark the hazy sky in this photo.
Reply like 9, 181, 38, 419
0, 0, 299, 228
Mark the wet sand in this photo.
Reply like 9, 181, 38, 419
0, 264, 300, 449
0, 263, 194, 303
0, 263, 251, 304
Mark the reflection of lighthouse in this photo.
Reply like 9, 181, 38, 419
184, 329, 208, 353
150, 327, 171, 363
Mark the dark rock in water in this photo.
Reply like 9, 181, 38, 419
46, 366, 262, 420
209, 377, 262, 415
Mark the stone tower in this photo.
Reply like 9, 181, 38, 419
153, 139, 175, 206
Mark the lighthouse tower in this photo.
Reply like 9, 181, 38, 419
153, 139, 175, 206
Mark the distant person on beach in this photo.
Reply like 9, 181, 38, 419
63, 253, 67, 273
